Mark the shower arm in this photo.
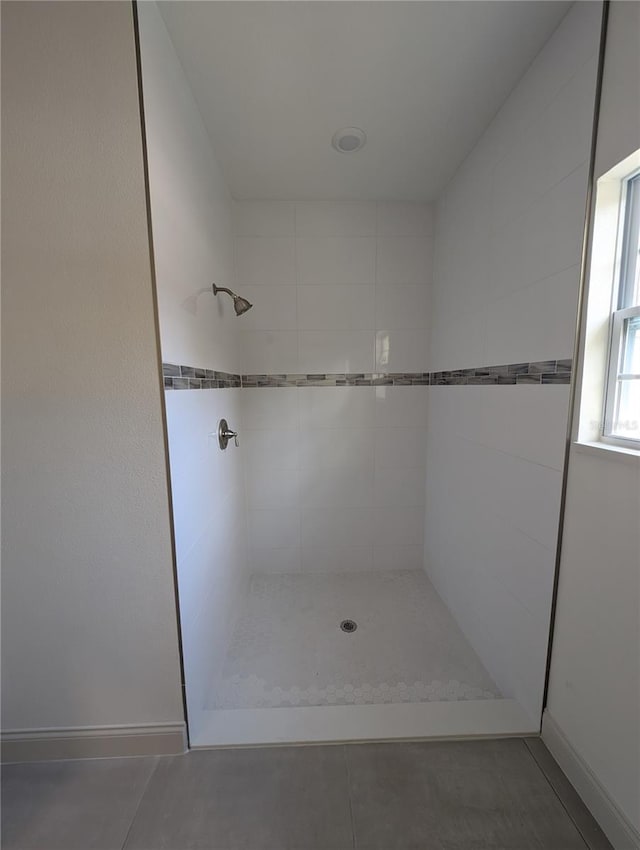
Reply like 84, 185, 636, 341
212, 284, 234, 298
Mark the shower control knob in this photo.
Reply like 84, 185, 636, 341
218, 419, 239, 450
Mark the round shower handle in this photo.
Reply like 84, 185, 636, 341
218, 419, 239, 450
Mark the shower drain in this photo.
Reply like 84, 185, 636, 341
340, 619, 357, 633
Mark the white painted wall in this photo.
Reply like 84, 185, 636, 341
425, 2, 602, 722
136, 3, 249, 735
545, 2, 640, 844
234, 201, 431, 574
1, 2, 184, 732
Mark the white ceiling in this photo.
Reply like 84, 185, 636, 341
158, 1, 571, 201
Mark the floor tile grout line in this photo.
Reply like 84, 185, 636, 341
120, 755, 161, 850
524, 738, 594, 850
342, 744, 358, 850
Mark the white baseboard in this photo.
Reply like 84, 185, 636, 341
1, 722, 187, 763
192, 698, 536, 748
542, 711, 640, 850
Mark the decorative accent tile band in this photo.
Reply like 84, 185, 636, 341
431, 359, 572, 386
162, 363, 240, 390
241, 372, 431, 387
162, 360, 571, 390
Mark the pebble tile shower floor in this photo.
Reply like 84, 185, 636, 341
208, 570, 500, 710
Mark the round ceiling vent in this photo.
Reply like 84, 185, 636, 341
332, 127, 367, 154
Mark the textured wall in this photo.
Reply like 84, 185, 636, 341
1, 1, 183, 731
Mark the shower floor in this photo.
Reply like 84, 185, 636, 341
207, 570, 500, 710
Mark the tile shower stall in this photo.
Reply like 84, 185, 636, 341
138, 2, 602, 745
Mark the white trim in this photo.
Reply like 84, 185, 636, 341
576, 148, 640, 445
573, 440, 640, 464
603, 304, 640, 447
542, 711, 640, 850
1, 722, 187, 763
191, 699, 536, 748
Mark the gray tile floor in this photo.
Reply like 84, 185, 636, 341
1, 738, 613, 850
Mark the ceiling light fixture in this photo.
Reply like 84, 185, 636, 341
331, 127, 367, 154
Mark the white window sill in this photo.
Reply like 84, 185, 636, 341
573, 440, 640, 465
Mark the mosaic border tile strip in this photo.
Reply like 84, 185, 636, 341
163, 363, 240, 390
241, 372, 431, 387
431, 358, 572, 386
162, 360, 572, 389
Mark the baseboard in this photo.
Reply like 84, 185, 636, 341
1, 722, 187, 763
542, 711, 640, 850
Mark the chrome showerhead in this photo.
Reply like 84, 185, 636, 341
212, 284, 253, 316
233, 295, 253, 316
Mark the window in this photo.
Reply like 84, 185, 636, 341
603, 172, 640, 447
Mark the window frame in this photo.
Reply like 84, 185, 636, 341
602, 170, 640, 449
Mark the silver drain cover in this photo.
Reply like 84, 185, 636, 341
340, 619, 357, 633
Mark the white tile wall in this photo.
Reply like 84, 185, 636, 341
373, 465, 426, 508
248, 546, 302, 574
240, 329, 298, 374
376, 329, 429, 373
235, 201, 432, 376
232, 200, 295, 237
237, 285, 298, 331
375, 284, 431, 331
296, 237, 376, 286
301, 506, 374, 549
301, 545, 373, 574
240, 384, 429, 574
241, 386, 299, 430
374, 385, 429, 428
376, 203, 434, 237
164, 386, 248, 721
248, 507, 300, 550
425, 2, 602, 723
295, 202, 377, 237
429, 8, 601, 375
298, 330, 374, 374
246, 467, 300, 508
300, 465, 374, 508
373, 506, 425, 547
373, 545, 424, 572
140, 4, 250, 736
299, 424, 375, 470
376, 237, 433, 286
485, 265, 581, 364
234, 237, 296, 287
297, 285, 375, 331
298, 385, 375, 429
242, 427, 300, 471
375, 427, 427, 470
